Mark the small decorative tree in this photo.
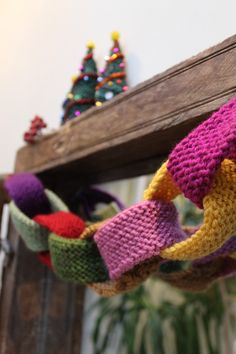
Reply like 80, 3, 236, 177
61, 42, 98, 125
95, 32, 128, 106
23, 116, 47, 144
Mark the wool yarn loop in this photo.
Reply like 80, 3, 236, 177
5, 97, 236, 296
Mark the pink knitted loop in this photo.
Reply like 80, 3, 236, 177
168, 98, 236, 208
94, 200, 186, 280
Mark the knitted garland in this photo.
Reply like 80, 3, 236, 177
5, 97, 236, 297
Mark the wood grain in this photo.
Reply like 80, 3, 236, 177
0, 187, 85, 354
0, 175, 9, 224
15, 34, 236, 188
0, 224, 85, 354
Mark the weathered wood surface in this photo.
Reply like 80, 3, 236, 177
0, 226, 85, 354
0, 186, 85, 354
16, 34, 236, 189
0, 175, 9, 223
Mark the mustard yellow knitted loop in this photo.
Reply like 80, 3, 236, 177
161, 159, 236, 260
229, 251, 236, 260
80, 221, 107, 240
144, 161, 181, 202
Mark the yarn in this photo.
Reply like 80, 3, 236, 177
9, 190, 68, 252
95, 200, 185, 280
5, 97, 236, 296
34, 211, 86, 238
49, 233, 109, 283
160, 159, 236, 260
168, 98, 236, 208
5, 173, 51, 218
34, 211, 108, 283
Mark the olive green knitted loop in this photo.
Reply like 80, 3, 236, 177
9, 189, 68, 252
49, 233, 109, 284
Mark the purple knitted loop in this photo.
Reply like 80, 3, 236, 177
5, 173, 50, 218
218, 257, 236, 277
94, 200, 186, 280
168, 98, 236, 208
73, 187, 125, 220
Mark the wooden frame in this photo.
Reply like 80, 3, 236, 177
1, 34, 236, 354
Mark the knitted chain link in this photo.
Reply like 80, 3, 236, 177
9, 189, 68, 251
5, 97, 236, 296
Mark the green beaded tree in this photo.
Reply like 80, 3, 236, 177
95, 32, 128, 106
61, 42, 98, 125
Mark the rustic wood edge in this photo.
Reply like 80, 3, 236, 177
15, 34, 236, 182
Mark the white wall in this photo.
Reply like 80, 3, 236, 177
0, 0, 236, 172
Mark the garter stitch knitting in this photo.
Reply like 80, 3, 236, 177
194, 236, 236, 265
5, 173, 51, 217
160, 159, 236, 260
9, 190, 68, 251
95, 200, 186, 280
168, 98, 236, 208
157, 257, 236, 292
5, 96, 236, 296
34, 211, 109, 283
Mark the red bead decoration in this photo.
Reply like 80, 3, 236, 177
23, 116, 47, 144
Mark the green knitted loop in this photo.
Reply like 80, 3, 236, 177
45, 189, 68, 212
49, 233, 109, 283
10, 189, 68, 252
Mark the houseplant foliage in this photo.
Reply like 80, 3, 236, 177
91, 280, 232, 354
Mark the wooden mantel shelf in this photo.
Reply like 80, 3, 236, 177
16, 34, 236, 188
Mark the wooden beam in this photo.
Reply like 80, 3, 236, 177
15, 34, 236, 188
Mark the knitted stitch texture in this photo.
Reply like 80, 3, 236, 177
6, 97, 236, 296
161, 159, 236, 260
5, 173, 51, 217
157, 257, 236, 292
34, 211, 86, 238
95, 200, 186, 280
9, 190, 68, 251
88, 256, 161, 297
34, 211, 109, 283
89, 256, 236, 296
49, 233, 109, 283
194, 236, 236, 265
144, 161, 180, 201
168, 98, 236, 208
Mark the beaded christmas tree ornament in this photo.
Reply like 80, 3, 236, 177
61, 41, 98, 124
95, 32, 128, 106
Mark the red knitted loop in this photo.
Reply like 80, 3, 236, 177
33, 211, 86, 238
38, 252, 53, 269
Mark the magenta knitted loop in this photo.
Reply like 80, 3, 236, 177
167, 98, 236, 208
94, 200, 186, 280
